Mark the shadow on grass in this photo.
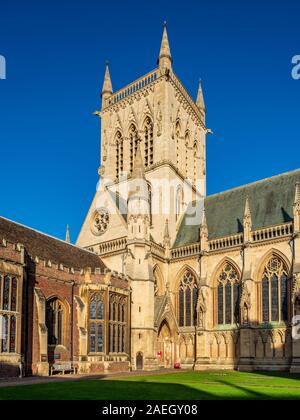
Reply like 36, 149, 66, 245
1, 376, 300, 400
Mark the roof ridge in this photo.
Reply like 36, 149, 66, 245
0, 216, 98, 257
206, 167, 300, 200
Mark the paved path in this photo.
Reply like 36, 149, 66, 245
0, 368, 182, 388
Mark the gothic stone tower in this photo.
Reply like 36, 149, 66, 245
77, 23, 209, 369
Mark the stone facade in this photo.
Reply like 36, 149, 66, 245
77, 24, 300, 372
0, 218, 130, 378
1, 24, 300, 378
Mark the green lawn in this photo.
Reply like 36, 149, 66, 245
1, 371, 300, 400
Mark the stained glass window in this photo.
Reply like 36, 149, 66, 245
271, 274, 279, 321
178, 272, 197, 327
217, 284, 224, 325
46, 298, 64, 346
89, 294, 105, 354
217, 263, 240, 325
90, 323, 96, 353
225, 282, 232, 324
1, 315, 8, 353
261, 257, 289, 323
179, 288, 184, 327
281, 274, 288, 321
90, 300, 97, 320
108, 294, 127, 354
233, 282, 240, 323
10, 315, 16, 353
0, 273, 19, 354
97, 324, 103, 352
11, 277, 17, 312
3, 275, 10, 311
262, 276, 269, 322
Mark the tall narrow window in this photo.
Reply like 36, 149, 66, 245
178, 271, 198, 327
115, 131, 123, 180
262, 276, 269, 322
217, 284, 224, 324
175, 120, 181, 170
217, 263, 240, 325
46, 298, 65, 346
184, 132, 189, 177
144, 117, 154, 167
261, 256, 289, 323
89, 293, 105, 353
109, 294, 127, 353
0, 273, 19, 354
129, 124, 138, 173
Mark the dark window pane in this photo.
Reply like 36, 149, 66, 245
122, 326, 125, 352
225, 282, 232, 324
186, 288, 191, 326
57, 306, 63, 345
10, 315, 16, 353
262, 277, 269, 322
1, 315, 8, 352
97, 324, 103, 352
233, 282, 240, 323
11, 277, 17, 312
218, 284, 224, 325
192, 287, 198, 326
113, 325, 116, 352
271, 274, 279, 321
89, 300, 97, 320
89, 323, 96, 353
179, 289, 184, 327
97, 301, 104, 320
122, 305, 125, 323
281, 274, 288, 321
3, 275, 10, 311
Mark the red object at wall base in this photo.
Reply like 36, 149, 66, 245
174, 362, 181, 369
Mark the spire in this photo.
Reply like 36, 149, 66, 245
243, 197, 252, 243
163, 219, 171, 248
158, 21, 172, 70
101, 61, 113, 109
293, 182, 300, 233
65, 225, 70, 243
295, 182, 300, 204
196, 80, 205, 112
200, 209, 208, 251
132, 142, 145, 180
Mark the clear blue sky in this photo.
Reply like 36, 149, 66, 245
0, 0, 299, 242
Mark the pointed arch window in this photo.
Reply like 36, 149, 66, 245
129, 124, 139, 173
184, 132, 190, 177
217, 263, 240, 325
109, 294, 127, 353
46, 298, 65, 346
178, 271, 198, 327
260, 256, 289, 323
0, 273, 19, 354
89, 293, 105, 353
144, 117, 153, 167
115, 131, 123, 180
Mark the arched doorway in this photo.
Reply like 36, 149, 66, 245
157, 321, 173, 368
136, 352, 143, 370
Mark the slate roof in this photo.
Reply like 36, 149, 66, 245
0, 217, 106, 270
174, 168, 300, 247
